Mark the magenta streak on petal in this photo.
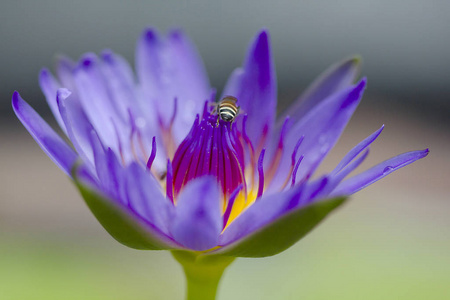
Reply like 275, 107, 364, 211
222, 126, 234, 195
257, 148, 266, 199
172, 114, 247, 199
185, 128, 205, 182
166, 160, 174, 203
146, 137, 157, 170
172, 115, 199, 170
199, 124, 213, 176
210, 126, 220, 178
223, 184, 244, 229
217, 126, 226, 196
172, 121, 200, 195
193, 127, 210, 177
222, 125, 235, 186
224, 124, 247, 195
174, 132, 199, 195
291, 155, 304, 187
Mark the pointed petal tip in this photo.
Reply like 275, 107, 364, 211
257, 28, 270, 40
11, 90, 21, 111
56, 87, 72, 100
100, 49, 114, 61
142, 27, 160, 42
55, 54, 76, 68
357, 76, 368, 88
420, 148, 430, 157
339, 77, 367, 109
254, 29, 270, 49
39, 68, 51, 78
168, 28, 185, 40
349, 55, 362, 66
375, 124, 385, 135
78, 53, 97, 69
38, 68, 57, 89
349, 77, 367, 100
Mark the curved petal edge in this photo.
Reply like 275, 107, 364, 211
73, 167, 180, 250
211, 196, 346, 257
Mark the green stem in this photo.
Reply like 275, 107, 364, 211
172, 250, 235, 300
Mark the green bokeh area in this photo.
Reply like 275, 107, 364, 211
1, 113, 446, 300
1, 192, 448, 300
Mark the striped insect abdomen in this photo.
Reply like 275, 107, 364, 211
218, 96, 239, 122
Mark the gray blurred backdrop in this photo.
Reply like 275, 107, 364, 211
1, 1, 449, 300
1, 0, 450, 120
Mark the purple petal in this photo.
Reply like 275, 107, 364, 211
55, 55, 77, 92
135, 28, 210, 143
73, 54, 124, 150
38, 69, 67, 134
170, 177, 222, 251
330, 125, 384, 176
220, 185, 303, 246
222, 30, 277, 146
100, 50, 139, 119
126, 163, 173, 235
74, 164, 179, 249
57, 88, 96, 169
168, 28, 211, 105
12, 91, 78, 176
318, 150, 370, 199
277, 56, 361, 126
270, 79, 367, 190
330, 149, 429, 196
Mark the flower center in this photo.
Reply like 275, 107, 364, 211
145, 99, 305, 228
171, 113, 246, 198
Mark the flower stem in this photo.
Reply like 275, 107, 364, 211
172, 250, 235, 300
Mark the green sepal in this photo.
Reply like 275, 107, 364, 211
212, 196, 347, 257
73, 172, 178, 250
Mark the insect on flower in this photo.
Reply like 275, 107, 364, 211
12, 27, 429, 300
212, 96, 241, 123
12, 28, 428, 260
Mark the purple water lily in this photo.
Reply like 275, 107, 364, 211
12, 28, 428, 258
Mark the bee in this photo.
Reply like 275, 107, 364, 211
213, 96, 240, 123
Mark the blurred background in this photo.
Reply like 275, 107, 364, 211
1, 1, 448, 299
